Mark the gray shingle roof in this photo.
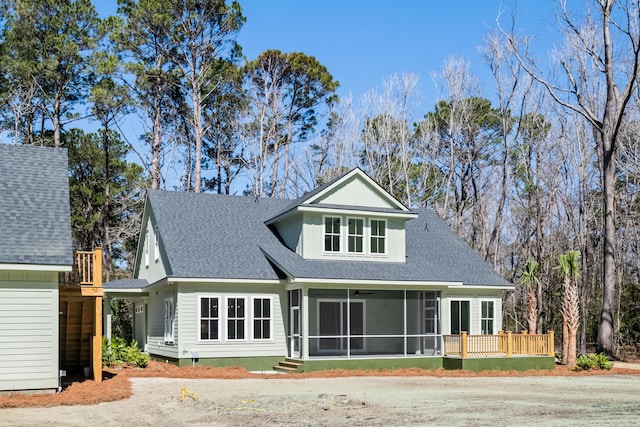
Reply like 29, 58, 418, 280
145, 189, 511, 287
0, 144, 72, 266
104, 278, 149, 289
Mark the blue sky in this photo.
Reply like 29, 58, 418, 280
96, 0, 560, 110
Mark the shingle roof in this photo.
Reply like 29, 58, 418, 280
143, 189, 511, 287
0, 144, 72, 266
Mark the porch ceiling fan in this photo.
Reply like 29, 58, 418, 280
353, 290, 374, 296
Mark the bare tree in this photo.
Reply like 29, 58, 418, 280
498, 0, 640, 356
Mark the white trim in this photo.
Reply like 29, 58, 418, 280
303, 168, 411, 212
154, 225, 160, 262
297, 205, 417, 219
225, 296, 248, 342
169, 277, 284, 284
369, 218, 387, 256
291, 278, 464, 287
198, 295, 221, 342
448, 298, 472, 335
479, 299, 496, 335
447, 284, 514, 290
316, 298, 366, 354
322, 215, 342, 254
163, 295, 175, 343
251, 296, 273, 341
144, 229, 150, 268
0, 263, 72, 272
346, 217, 365, 254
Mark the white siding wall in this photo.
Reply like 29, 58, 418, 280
301, 212, 406, 262
174, 283, 287, 360
441, 289, 503, 335
0, 270, 59, 391
144, 284, 179, 359
138, 217, 167, 284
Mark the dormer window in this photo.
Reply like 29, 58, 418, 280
370, 219, 386, 254
347, 218, 364, 253
324, 217, 341, 252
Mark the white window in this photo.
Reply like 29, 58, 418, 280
481, 300, 495, 335
154, 225, 160, 262
450, 300, 470, 334
324, 216, 341, 252
252, 297, 272, 340
200, 296, 220, 341
144, 229, 150, 268
227, 297, 246, 340
370, 219, 386, 254
347, 218, 364, 253
164, 296, 174, 343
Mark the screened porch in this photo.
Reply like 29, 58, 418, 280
289, 289, 442, 359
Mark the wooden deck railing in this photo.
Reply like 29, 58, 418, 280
444, 331, 555, 358
59, 248, 103, 288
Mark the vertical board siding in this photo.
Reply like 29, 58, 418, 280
314, 177, 395, 208
0, 278, 58, 391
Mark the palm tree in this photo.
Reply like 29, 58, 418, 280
520, 260, 540, 335
558, 250, 580, 367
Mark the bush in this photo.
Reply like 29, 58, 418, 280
102, 337, 150, 368
576, 353, 613, 371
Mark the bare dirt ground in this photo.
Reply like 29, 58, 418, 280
1, 361, 640, 426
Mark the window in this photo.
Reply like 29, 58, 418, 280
227, 297, 246, 340
450, 300, 470, 334
370, 220, 386, 254
253, 298, 271, 340
144, 229, 150, 268
154, 225, 160, 262
347, 218, 364, 253
200, 297, 219, 340
164, 296, 174, 343
481, 301, 495, 335
324, 217, 341, 252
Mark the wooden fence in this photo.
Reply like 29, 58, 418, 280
444, 331, 555, 358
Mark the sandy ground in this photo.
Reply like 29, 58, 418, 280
3, 372, 640, 426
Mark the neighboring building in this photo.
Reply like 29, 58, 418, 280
0, 144, 73, 392
105, 168, 516, 371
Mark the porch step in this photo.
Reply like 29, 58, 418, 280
273, 359, 303, 373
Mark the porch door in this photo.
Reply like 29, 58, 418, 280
318, 300, 364, 353
420, 291, 440, 354
450, 300, 470, 334
289, 290, 301, 359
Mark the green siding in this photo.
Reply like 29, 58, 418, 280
443, 356, 555, 371
0, 271, 59, 391
302, 357, 444, 372
314, 175, 396, 209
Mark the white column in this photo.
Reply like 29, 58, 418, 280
302, 287, 309, 360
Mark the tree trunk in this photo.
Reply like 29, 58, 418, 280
527, 288, 537, 335
53, 96, 61, 148
597, 132, 616, 357
193, 80, 203, 194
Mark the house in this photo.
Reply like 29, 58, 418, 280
105, 168, 551, 372
0, 144, 103, 393
0, 144, 73, 392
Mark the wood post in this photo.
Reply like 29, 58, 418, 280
461, 331, 468, 358
92, 248, 103, 383
547, 330, 555, 357
506, 331, 513, 357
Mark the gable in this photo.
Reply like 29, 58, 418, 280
0, 144, 72, 267
303, 168, 410, 212
311, 174, 397, 209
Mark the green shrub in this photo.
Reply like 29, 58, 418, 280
102, 337, 150, 368
576, 353, 613, 370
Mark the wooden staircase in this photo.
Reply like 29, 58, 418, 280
273, 359, 303, 373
